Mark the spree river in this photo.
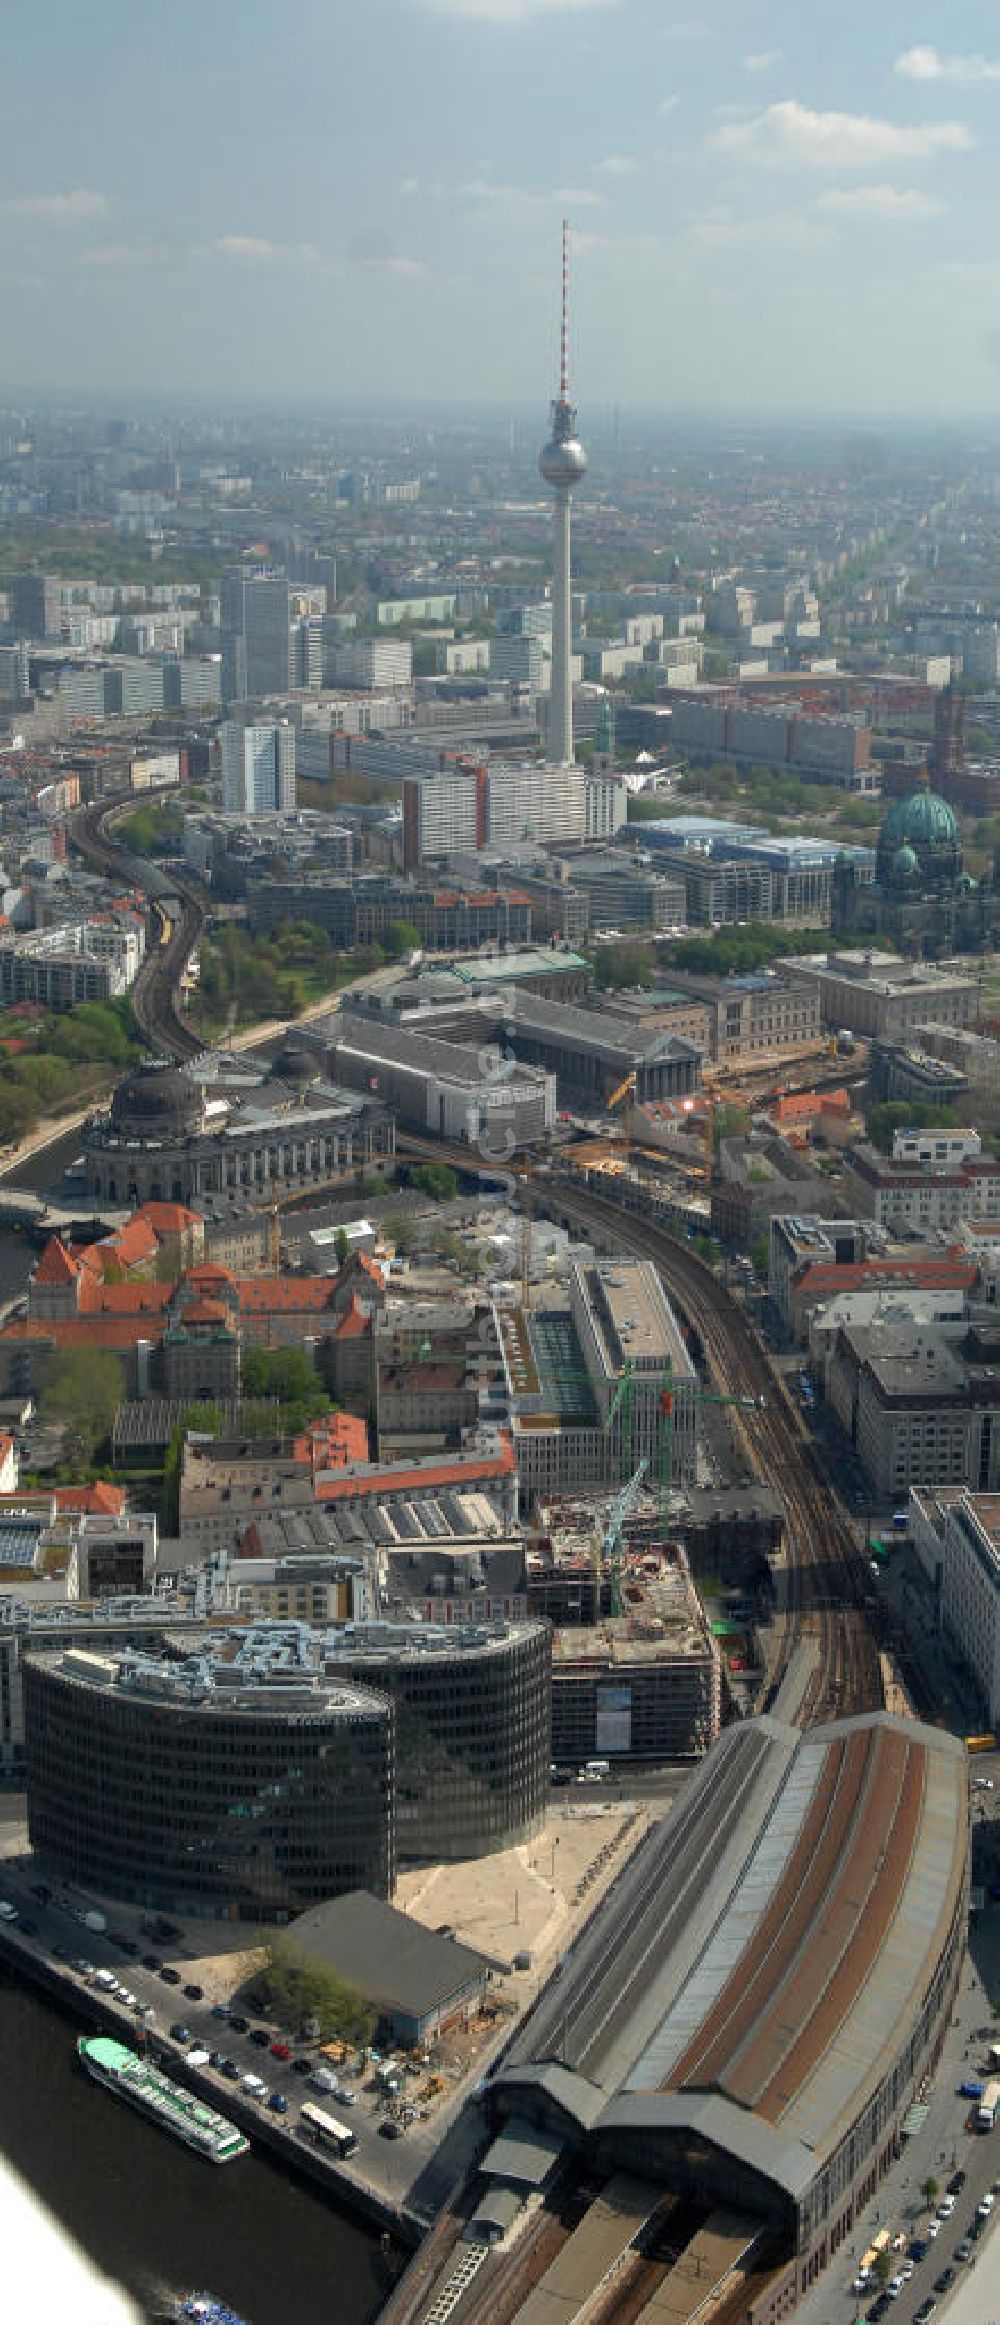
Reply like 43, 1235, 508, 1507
0, 1133, 387, 2324
0, 1974, 387, 2324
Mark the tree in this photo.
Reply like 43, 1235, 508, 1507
383, 919, 421, 961
921, 2177, 939, 2208
241, 1345, 329, 1421
411, 1162, 458, 1203
334, 1227, 349, 1268
258, 1934, 376, 2045
749, 1234, 770, 1281
40, 1349, 124, 1464
590, 943, 654, 992
871, 2252, 893, 2288
864, 1100, 960, 1156
713, 1102, 748, 1150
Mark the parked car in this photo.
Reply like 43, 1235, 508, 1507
209, 2053, 227, 2071
142, 1955, 162, 1972
229, 2014, 249, 2033
378, 2120, 402, 2140
978, 2194, 995, 2219
955, 2240, 974, 2265
268, 2093, 289, 2114
211, 2004, 230, 2022
183, 1984, 204, 2002
159, 1966, 181, 1987
249, 2028, 271, 2048
948, 2171, 967, 2195
221, 2060, 241, 2080
169, 2023, 191, 2044
291, 2058, 312, 2076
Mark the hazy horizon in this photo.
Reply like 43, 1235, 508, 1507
6, 0, 1000, 418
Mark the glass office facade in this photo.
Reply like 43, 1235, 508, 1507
328, 1621, 551, 1861
24, 1657, 394, 1919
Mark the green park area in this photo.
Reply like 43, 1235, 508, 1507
0, 998, 141, 1151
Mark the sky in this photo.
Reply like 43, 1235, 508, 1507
5, 0, 1000, 421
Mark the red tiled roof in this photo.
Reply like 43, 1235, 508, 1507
33, 1236, 79, 1286
330, 1295, 370, 1339
184, 1263, 237, 1290
54, 1482, 126, 1516
236, 1278, 336, 1314
1, 1318, 166, 1352
315, 1443, 515, 1501
294, 1412, 369, 1468
100, 1217, 160, 1267
178, 1298, 232, 1328
136, 1201, 201, 1233
797, 1257, 978, 1297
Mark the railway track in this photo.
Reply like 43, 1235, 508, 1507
535, 1173, 882, 1727
68, 790, 207, 1062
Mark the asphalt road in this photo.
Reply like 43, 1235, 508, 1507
793, 1925, 1000, 2325
0, 1846, 431, 2208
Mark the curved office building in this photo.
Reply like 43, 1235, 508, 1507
24, 1646, 394, 1919
324, 1620, 551, 1862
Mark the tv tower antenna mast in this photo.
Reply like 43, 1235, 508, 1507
539, 219, 586, 768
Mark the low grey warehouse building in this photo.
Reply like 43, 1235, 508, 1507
288, 1888, 493, 2045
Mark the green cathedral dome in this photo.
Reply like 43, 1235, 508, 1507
879, 787, 959, 852
877, 783, 961, 890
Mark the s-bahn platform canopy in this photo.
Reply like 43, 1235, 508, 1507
491, 1713, 968, 2231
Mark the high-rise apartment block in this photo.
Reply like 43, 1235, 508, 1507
220, 721, 296, 816
9, 572, 62, 640
220, 568, 293, 703
329, 638, 412, 690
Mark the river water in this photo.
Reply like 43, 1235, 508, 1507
0, 1133, 387, 2325
0, 1974, 386, 2324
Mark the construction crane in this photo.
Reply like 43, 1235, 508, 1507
520, 1156, 533, 1312
606, 1071, 637, 1172
654, 1367, 765, 1530
597, 1456, 650, 1617
603, 1359, 636, 1483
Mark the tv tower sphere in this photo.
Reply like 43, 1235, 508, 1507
539, 420, 587, 488
539, 220, 586, 767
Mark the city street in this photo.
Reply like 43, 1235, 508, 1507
794, 1912, 1000, 2325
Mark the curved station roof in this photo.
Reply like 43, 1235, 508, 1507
494, 1714, 967, 2214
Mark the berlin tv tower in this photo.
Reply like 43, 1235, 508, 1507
539, 219, 586, 768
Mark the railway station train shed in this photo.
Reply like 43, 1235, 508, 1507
485, 1712, 968, 2324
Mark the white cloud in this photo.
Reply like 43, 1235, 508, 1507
896, 45, 1000, 85
213, 235, 329, 268
816, 183, 944, 219
414, 0, 615, 19
463, 177, 603, 212
597, 154, 637, 175
83, 241, 182, 270
743, 50, 779, 73
712, 98, 974, 167
399, 177, 420, 196
659, 17, 711, 37
685, 202, 831, 251
2, 190, 107, 222
656, 94, 680, 116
